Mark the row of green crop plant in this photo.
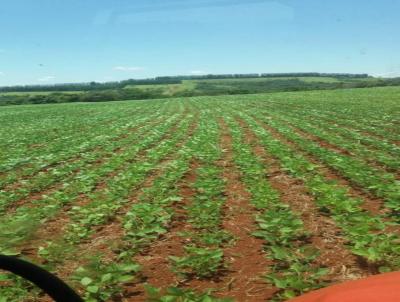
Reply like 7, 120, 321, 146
0, 105, 153, 187
72, 109, 230, 302
51, 116, 194, 301
64, 116, 193, 244
295, 103, 400, 138
253, 102, 400, 160
0, 103, 153, 172
248, 113, 400, 221
264, 100, 400, 145
0, 113, 189, 301
0, 113, 182, 257
170, 110, 229, 280
0, 111, 171, 213
237, 111, 400, 272
261, 110, 400, 173
54, 107, 228, 301
252, 90, 400, 137
224, 115, 328, 301
0, 102, 171, 186
265, 106, 400, 162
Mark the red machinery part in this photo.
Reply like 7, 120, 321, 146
289, 272, 400, 302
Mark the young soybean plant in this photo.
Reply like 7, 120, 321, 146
225, 115, 327, 301
171, 111, 227, 280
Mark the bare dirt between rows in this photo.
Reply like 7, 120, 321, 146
126, 116, 276, 302
3, 118, 166, 215
0, 113, 155, 192
307, 114, 400, 148
237, 118, 369, 281
126, 161, 200, 301
244, 114, 400, 249
210, 119, 275, 301
33, 116, 196, 302
281, 119, 400, 179
252, 115, 393, 219
17, 117, 186, 261
120, 119, 200, 301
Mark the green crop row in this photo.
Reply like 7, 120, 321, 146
66, 116, 194, 301
0, 113, 181, 257
0, 102, 155, 172
0, 111, 186, 301
0, 111, 168, 213
171, 110, 227, 280
253, 114, 400, 220
265, 110, 400, 172
238, 112, 400, 271
224, 115, 327, 301
263, 105, 400, 160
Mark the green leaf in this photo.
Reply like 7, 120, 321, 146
101, 273, 112, 283
81, 277, 93, 286
120, 263, 141, 272
117, 275, 133, 282
87, 285, 99, 294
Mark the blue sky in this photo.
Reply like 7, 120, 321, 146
0, 0, 399, 86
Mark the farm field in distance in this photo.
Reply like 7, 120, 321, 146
0, 86, 399, 301
2, 74, 394, 106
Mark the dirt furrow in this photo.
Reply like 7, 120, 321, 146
3, 118, 166, 215
282, 120, 400, 178
237, 118, 368, 282
124, 116, 200, 300
248, 116, 390, 218
209, 119, 274, 301
45, 116, 198, 300
0, 111, 153, 189
127, 161, 200, 301
17, 116, 186, 259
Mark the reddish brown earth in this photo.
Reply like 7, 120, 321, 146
251, 117, 390, 217
121, 120, 200, 301
311, 115, 400, 148
31, 117, 197, 302
281, 119, 400, 178
127, 117, 276, 302
0, 116, 160, 193
313, 119, 400, 158
211, 119, 275, 301
3, 118, 167, 215
246, 115, 400, 238
127, 161, 200, 301
237, 118, 368, 281
17, 116, 189, 263
56, 164, 165, 286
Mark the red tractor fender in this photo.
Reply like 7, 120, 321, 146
289, 272, 400, 302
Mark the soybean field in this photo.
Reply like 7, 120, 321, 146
0, 86, 399, 301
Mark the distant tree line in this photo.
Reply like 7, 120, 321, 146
0, 72, 370, 93
2, 76, 400, 106
0, 78, 181, 93
193, 78, 398, 95
0, 88, 164, 105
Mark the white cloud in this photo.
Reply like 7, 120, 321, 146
0, 49, 5, 53
190, 70, 207, 75
37, 76, 55, 82
0, 72, 4, 76
113, 66, 144, 72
